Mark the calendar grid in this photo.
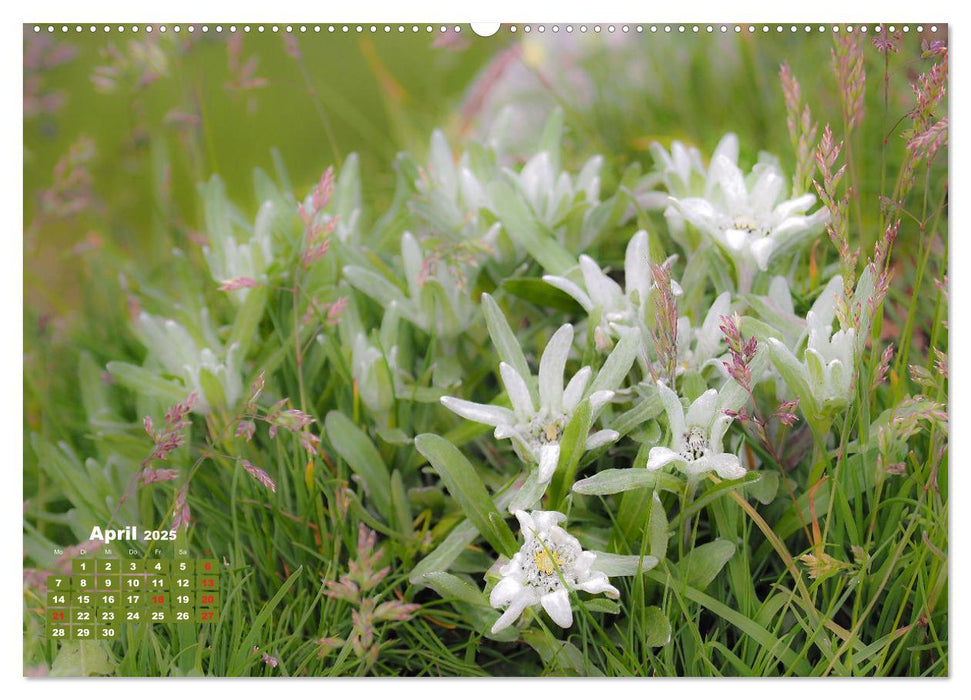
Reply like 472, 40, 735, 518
46, 559, 220, 639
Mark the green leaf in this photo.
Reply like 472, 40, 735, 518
50, 640, 117, 677
78, 351, 110, 423
415, 433, 518, 557
227, 284, 268, 356
409, 520, 478, 585
198, 367, 227, 411
106, 362, 187, 404
548, 398, 593, 507
538, 107, 564, 173
488, 178, 576, 275
648, 491, 669, 560
503, 278, 584, 314
591, 551, 659, 576
343, 265, 408, 309
766, 340, 823, 428
573, 468, 683, 497
324, 411, 392, 516
521, 628, 601, 676
481, 293, 533, 400
643, 606, 672, 647
680, 539, 736, 590
507, 471, 546, 512
390, 470, 413, 542
644, 568, 810, 674
418, 571, 488, 607
588, 328, 639, 396
681, 471, 763, 519
744, 470, 780, 505
584, 598, 621, 614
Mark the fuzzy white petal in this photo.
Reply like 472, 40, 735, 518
585, 429, 619, 450
625, 230, 652, 300
772, 193, 816, 220
499, 362, 534, 420
706, 452, 747, 480
439, 396, 515, 427
579, 255, 623, 309
562, 366, 592, 413
539, 325, 574, 413
647, 446, 685, 471
712, 133, 740, 166
749, 237, 776, 271
588, 390, 615, 412
491, 593, 532, 634
656, 381, 686, 441
540, 589, 574, 629
724, 228, 750, 252
537, 443, 561, 484
686, 389, 719, 429
489, 576, 524, 608
575, 572, 620, 598
543, 275, 593, 312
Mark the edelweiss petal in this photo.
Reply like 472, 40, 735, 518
438, 397, 515, 427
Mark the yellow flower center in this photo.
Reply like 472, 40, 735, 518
533, 547, 564, 576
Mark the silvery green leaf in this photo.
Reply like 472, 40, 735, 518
744, 470, 780, 505
325, 411, 392, 516
680, 539, 736, 590
415, 433, 518, 557
648, 491, 669, 559
106, 362, 187, 405
584, 598, 621, 614
590, 551, 659, 576
343, 265, 408, 310
409, 520, 478, 585
507, 472, 546, 512
481, 293, 535, 402
573, 468, 683, 496
643, 606, 673, 647
488, 177, 576, 275
589, 327, 638, 396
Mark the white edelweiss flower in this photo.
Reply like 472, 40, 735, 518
510, 151, 603, 229
667, 144, 828, 292
646, 381, 746, 481
489, 510, 619, 634
440, 324, 619, 484
417, 130, 497, 244
676, 290, 732, 374
767, 275, 855, 411
642, 134, 740, 245
201, 180, 274, 304
543, 230, 682, 350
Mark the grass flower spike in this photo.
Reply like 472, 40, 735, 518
441, 323, 618, 484
647, 381, 746, 481
489, 510, 619, 634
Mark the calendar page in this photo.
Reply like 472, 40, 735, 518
23, 18, 948, 679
